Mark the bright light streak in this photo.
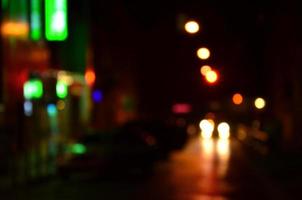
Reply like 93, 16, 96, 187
201, 138, 214, 157
217, 139, 230, 158
254, 97, 266, 109
232, 93, 243, 105
217, 122, 230, 139
184, 21, 199, 34
217, 139, 230, 177
199, 119, 214, 139
205, 70, 218, 84
197, 47, 210, 60
200, 65, 212, 76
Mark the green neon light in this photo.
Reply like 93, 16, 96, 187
30, 0, 42, 40
45, 0, 68, 41
24, 79, 43, 100
56, 81, 68, 98
70, 143, 86, 154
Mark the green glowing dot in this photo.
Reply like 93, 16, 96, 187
56, 81, 68, 99
23, 79, 43, 100
70, 143, 86, 154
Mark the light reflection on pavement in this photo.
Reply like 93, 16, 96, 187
4, 137, 286, 200
158, 138, 232, 200
142, 136, 282, 200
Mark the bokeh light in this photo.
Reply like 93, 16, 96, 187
70, 143, 87, 155
85, 68, 96, 87
205, 70, 218, 84
254, 97, 266, 109
24, 101, 33, 116
197, 47, 210, 60
199, 119, 215, 139
232, 93, 243, 105
57, 100, 66, 111
56, 81, 68, 99
217, 122, 230, 139
184, 20, 200, 34
47, 104, 57, 117
23, 79, 43, 100
200, 65, 212, 76
92, 90, 103, 103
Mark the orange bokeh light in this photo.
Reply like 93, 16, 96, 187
85, 68, 96, 86
1, 21, 29, 37
232, 93, 243, 105
200, 65, 212, 76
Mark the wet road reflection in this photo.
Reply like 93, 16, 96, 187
4, 137, 284, 200
143, 136, 280, 200
159, 137, 232, 200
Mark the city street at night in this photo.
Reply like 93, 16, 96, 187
2, 0, 302, 199
2, 135, 300, 200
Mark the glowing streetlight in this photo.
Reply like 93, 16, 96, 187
254, 97, 266, 109
200, 65, 212, 76
232, 93, 243, 105
197, 47, 210, 60
184, 20, 200, 34
205, 70, 218, 84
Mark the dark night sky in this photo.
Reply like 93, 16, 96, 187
90, 0, 296, 116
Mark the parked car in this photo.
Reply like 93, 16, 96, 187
57, 127, 160, 178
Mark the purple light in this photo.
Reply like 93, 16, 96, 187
92, 90, 103, 103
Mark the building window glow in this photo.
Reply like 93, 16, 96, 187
45, 0, 68, 41
30, 0, 42, 40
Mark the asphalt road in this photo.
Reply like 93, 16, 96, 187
1, 137, 294, 200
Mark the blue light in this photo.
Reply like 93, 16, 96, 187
47, 104, 57, 116
92, 90, 103, 103
24, 101, 33, 116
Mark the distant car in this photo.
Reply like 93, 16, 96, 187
121, 120, 188, 158
57, 128, 160, 178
